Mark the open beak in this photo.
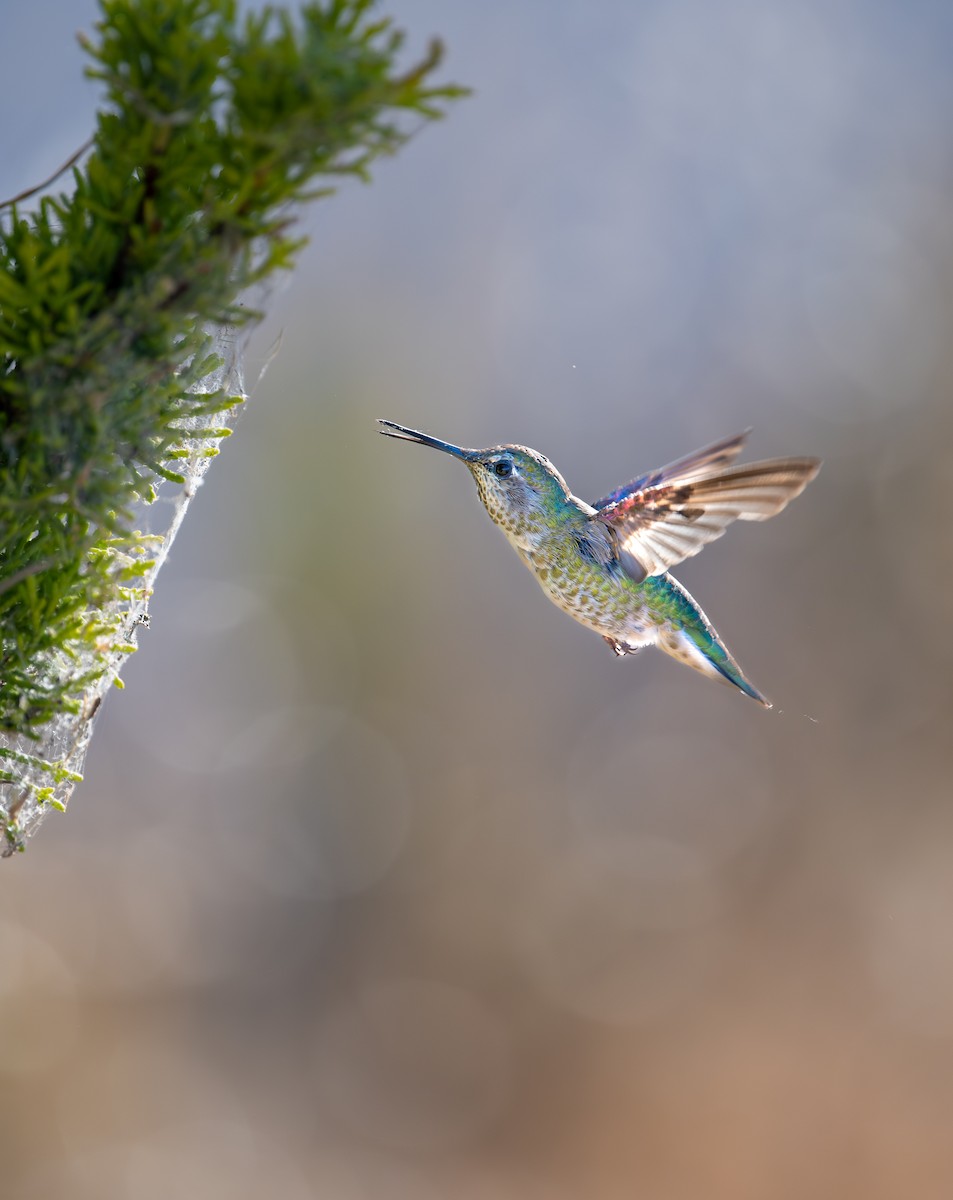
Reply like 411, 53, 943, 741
378, 419, 475, 462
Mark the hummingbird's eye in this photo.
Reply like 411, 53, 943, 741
494, 460, 513, 478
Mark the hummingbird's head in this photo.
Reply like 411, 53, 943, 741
378, 421, 574, 543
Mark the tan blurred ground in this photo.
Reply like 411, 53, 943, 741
4, 1, 953, 1197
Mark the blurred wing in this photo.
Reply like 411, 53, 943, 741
595, 452, 821, 581
591, 430, 750, 511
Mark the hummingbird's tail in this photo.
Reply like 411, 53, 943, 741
652, 575, 771, 707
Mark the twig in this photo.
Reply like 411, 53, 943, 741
0, 137, 94, 211
0, 559, 53, 598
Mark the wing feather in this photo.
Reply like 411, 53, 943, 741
591, 430, 750, 511
595, 447, 820, 581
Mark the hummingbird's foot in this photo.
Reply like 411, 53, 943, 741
603, 636, 628, 657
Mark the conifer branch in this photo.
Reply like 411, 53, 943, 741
0, 0, 465, 852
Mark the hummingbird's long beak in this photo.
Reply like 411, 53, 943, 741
378, 420, 475, 462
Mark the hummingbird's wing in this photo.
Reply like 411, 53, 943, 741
592, 437, 820, 582
591, 430, 750, 511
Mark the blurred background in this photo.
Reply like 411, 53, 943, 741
4, 0, 953, 1195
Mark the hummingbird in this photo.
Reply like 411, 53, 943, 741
379, 420, 820, 706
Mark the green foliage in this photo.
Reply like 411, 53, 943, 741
0, 0, 463, 737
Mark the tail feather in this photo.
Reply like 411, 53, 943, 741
653, 575, 770, 707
